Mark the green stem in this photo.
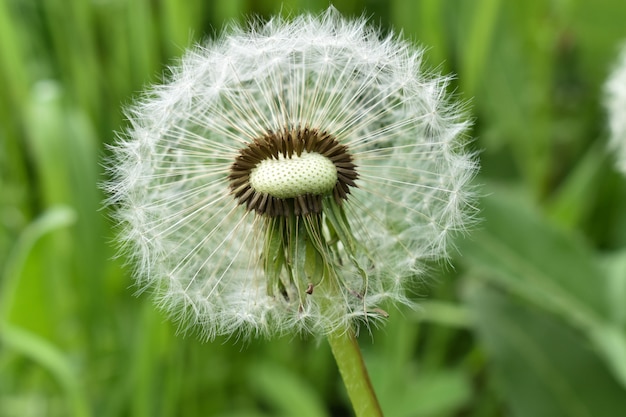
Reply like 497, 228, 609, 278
280, 204, 382, 416
327, 328, 384, 417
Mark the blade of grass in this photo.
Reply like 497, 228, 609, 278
161, 0, 204, 57
1, 323, 92, 417
459, 0, 501, 97
0, 207, 76, 323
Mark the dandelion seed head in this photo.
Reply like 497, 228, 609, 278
105, 7, 478, 340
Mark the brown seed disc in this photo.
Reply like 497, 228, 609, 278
228, 126, 358, 217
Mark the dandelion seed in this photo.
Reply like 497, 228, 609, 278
105, 7, 477, 340
605, 44, 626, 174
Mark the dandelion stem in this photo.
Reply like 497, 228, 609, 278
327, 328, 384, 417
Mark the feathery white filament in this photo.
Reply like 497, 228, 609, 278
105, 7, 478, 340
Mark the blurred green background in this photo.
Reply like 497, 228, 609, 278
2, 0, 626, 416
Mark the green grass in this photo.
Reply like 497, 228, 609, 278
2, 0, 626, 416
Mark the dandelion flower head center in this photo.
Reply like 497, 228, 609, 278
249, 151, 337, 198
229, 127, 358, 217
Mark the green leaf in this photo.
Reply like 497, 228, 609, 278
369, 356, 472, 417
0, 206, 76, 323
464, 281, 626, 417
247, 361, 328, 417
601, 250, 626, 327
458, 0, 502, 97
393, 371, 471, 417
594, 250, 626, 388
458, 190, 609, 332
545, 142, 609, 229
1, 323, 91, 417
590, 325, 626, 389
412, 301, 472, 329
458, 190, 626, 388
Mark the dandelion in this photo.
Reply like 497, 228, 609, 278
605, 44, 626, 174
107, 7, 476, 338
106, 8, 476, 415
